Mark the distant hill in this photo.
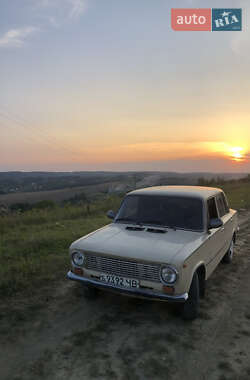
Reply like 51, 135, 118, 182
0, 170, 247, 196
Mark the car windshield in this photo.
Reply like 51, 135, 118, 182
115, 194, 204, 232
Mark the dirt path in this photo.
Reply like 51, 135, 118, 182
1, 212, 250, 380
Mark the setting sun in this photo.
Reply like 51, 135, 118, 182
230, 146, 244, 162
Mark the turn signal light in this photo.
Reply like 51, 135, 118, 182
73, 267, 83, 276
162, 285, 175, 295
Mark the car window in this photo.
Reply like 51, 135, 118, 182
207, 197, 218, 220
217, 194, 226, 217
221, 193, 230, 214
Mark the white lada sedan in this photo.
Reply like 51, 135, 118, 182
67, 186, 238, 319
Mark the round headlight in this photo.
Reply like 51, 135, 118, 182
72, 251, 85, 266
161, 266, 178, 284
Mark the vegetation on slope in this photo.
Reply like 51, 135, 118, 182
0, 195, 123, 298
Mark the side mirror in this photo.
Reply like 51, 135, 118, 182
208, 218, 223, 230
107, 210, 115, 220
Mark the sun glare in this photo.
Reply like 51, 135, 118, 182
230, 146, 244, 162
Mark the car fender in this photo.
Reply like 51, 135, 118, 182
185, 261, 207, 293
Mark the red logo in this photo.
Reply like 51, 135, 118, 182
171, 9, 211, 31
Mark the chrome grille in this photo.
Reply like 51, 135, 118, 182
85, 254, 161, 283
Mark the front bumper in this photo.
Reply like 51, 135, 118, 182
67, 271, 188, 303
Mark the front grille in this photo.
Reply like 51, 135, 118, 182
85, 254, 161, 283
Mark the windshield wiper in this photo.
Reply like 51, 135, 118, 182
137, 220, 168, 228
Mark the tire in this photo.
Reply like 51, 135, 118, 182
222, 239, 234, 264
181, 272, 200, 321
82, 286, 99, 299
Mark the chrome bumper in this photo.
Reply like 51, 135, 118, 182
67, 271, 188, 303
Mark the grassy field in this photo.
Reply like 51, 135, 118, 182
220, 181, 250, 210
1, 181, 250, 301
0, 195, 123, 299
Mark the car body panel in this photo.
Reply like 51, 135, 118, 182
71, 223, 204, 265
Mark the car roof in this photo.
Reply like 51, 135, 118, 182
127, 186, 223, 200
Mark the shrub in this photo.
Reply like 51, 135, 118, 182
33, 200, 56, 209
10, 202, 32, 212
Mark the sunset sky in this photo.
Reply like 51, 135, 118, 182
0, 0, 250, 172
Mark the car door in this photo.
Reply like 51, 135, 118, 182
216, 192, 233, 251
205, 196, 225, 277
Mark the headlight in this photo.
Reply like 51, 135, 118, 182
161, 266, 178, 284
72, 251, 85, 266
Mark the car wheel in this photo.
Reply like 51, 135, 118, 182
181, 271, 200, 321
83, 286, 99, 299
222, 239, 234, 264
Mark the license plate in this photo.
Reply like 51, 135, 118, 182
99, 273, 139, 289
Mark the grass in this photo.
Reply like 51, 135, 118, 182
0, 180, 250, 301
0, 195, 123, 298
220, 182, 250, 210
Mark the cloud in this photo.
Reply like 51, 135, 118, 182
0, 26, 38, 48
46, 16, 59, 27
34, 0, 88, 21
68, 0, 87, 19
0, 0, 88, 49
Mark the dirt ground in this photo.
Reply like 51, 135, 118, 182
1, 211, 250, 380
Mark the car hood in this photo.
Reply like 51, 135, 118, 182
70, 223, 204, 265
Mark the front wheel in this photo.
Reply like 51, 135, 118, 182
222, 239, 234, 264
181, 272, 200, 321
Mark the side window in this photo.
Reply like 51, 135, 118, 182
217, 194, 226, 217
207, 198, 218, 220
221, 193, 230, 214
